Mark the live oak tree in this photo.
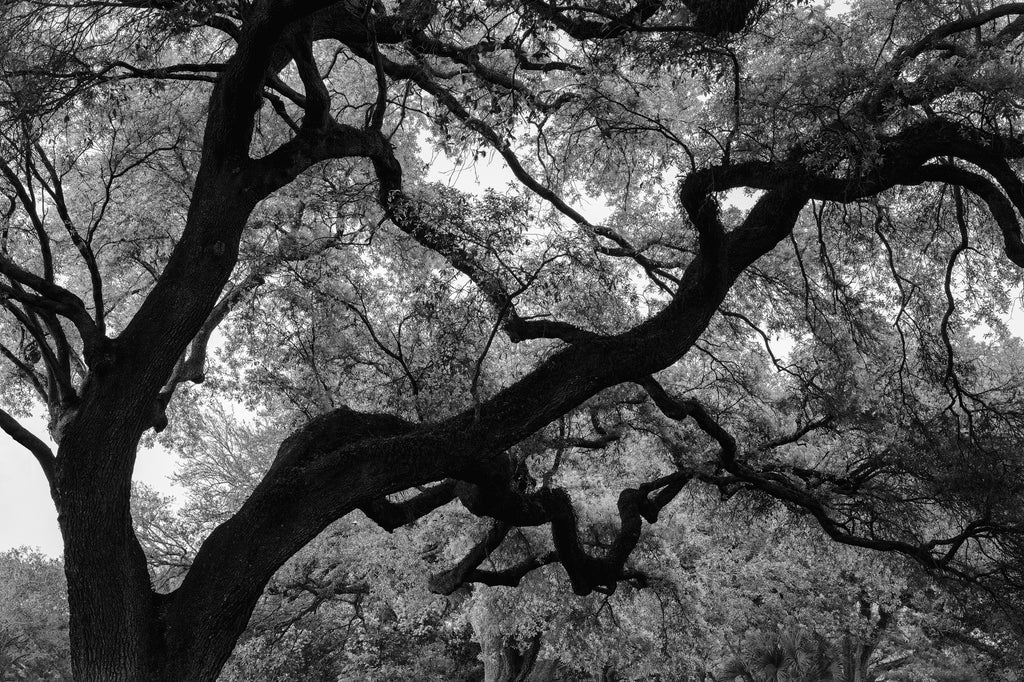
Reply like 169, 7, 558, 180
4, 0, 1024, 679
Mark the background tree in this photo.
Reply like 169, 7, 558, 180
0, 549, 71, 681
3, 0, 1024, 680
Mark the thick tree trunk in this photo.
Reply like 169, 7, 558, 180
58, 446, 160, 680
54, 368, 175, 681
52, 163, 262, 680
470, 599, 558, 682
477, 633, 557, 682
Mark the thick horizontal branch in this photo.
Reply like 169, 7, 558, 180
522, 0, 757, 39
467, 551, 560, 588
360, 480, 458, 532
681, 118, 1024, 206
165, 175, 809, 633
247, 122, 387, 197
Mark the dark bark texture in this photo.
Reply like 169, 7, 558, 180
0, 0, 1022, 679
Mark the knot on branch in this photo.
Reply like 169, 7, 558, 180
47, 402, 79, 444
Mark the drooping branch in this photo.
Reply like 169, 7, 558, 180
639, 376, 1024, 575
0, 406, 56, 497
542, 408, 624, 450
429, 521, 511, 595
638, 376, 737, 462
908, 164, 1024, 267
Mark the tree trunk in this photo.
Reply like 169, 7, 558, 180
56, 384, 162, 681
54, 168, 262, 681
470, 599, 558, 682
479, 635, 558, 682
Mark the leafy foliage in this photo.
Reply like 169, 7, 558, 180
4, 0, 1024, 679
0, 549, 70, 681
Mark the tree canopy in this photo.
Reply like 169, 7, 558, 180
3, 0, 1024, 679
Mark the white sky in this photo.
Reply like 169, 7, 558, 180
0, 411, 180, 556
0, 414, 60, 555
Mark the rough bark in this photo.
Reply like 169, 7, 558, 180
4, 1, 1022, 680
471, 601, 558, 682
